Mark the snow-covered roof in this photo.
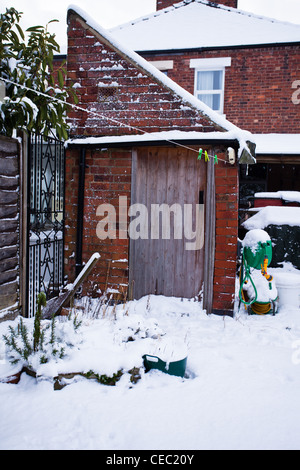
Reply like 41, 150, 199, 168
67, 130, 243, 146
67, 5, 256, 163
253, 134, 300, 155
243, 206, 300, 229
110, 0, 300, 52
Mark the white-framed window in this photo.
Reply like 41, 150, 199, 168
190, 57, 231, 114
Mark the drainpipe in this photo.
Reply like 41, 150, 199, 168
75, 147, 86, 278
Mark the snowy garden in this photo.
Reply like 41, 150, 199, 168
0, 3, 300, 452
1, 261, 300, 450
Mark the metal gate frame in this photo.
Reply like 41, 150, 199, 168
25, 131, 65, 317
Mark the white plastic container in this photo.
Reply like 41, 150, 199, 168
273, 273, 300, 308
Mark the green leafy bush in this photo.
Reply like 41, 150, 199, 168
0, 7, 78, 139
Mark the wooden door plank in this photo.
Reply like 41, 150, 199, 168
130, 146, 207, 300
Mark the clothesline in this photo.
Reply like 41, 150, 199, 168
1, 76, 231, 164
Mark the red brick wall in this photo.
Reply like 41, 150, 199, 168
213, 159, 239, 313
64, 147, 131, 296
156, 1, 237, 10
216, 0, 237, 8
156, 0, 174, 9
144, 46, 300, 134
65, 145, 239, 313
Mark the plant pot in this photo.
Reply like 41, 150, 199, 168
143, 354, 187, 378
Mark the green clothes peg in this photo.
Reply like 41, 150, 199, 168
198, 149, 203, 160
214, 154, 218, 164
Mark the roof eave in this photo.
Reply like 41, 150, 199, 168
67, 137, 239, 148
138, 41, 300, 56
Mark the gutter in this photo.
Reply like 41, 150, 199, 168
138, 42, 300, 57
66, 136, 256, 164
67, 138, 240, 150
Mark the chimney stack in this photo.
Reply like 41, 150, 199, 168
156, 1, 238, 10
156, 0, 176, 9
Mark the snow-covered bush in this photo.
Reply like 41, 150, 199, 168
2, 293, 82, 371
0, 7, 78, 139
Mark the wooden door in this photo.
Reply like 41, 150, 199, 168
129, 147, 207, 299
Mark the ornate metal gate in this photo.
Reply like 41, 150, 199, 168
26, 132, 65, 317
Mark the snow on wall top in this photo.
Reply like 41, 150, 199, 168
66, 129, 245, 146
254, 191, 300, 203
243, 206, 300, 230
253, 134, 300, 155
110, 0, 300, 51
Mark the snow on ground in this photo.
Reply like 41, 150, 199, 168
1, 271, 300, 450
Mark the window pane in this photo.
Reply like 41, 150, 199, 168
197, 70, 223, 91
198, 93, 214, 108
198, 93, 221, 111
197, 71, 214, 91
213, 71, 223, 90
212, 94, 221, 111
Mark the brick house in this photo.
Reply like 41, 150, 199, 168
65, 5, 256, 316
111, 0, 300, 218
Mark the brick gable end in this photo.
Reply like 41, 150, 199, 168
67, 12, 221, 138
156, 1, 238, 10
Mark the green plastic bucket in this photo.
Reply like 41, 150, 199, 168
143, 354, 187, 378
